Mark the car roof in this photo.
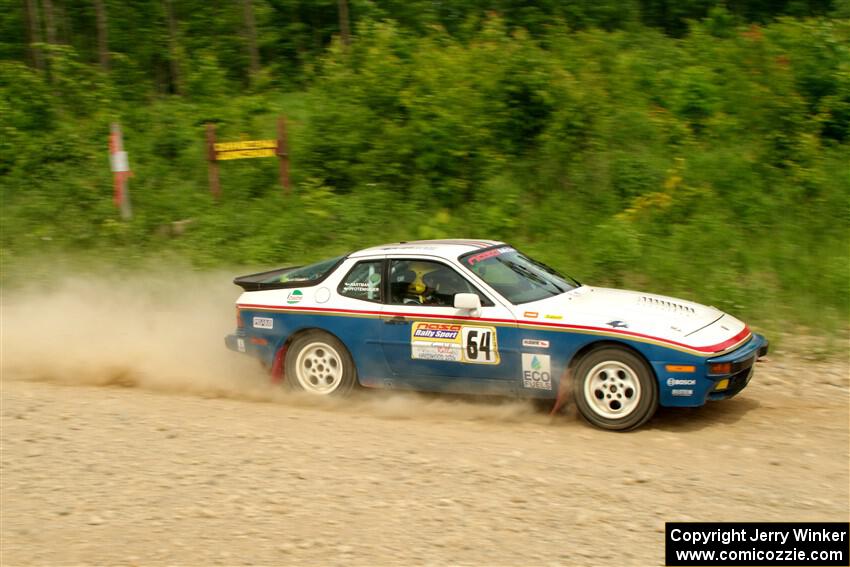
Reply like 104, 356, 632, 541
349, 239, 506, 259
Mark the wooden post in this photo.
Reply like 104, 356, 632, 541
109, 123, 133, 220
206, 123, 221, 199
277, 116, 291, 194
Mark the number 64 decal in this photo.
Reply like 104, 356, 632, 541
461, 326, 500, 364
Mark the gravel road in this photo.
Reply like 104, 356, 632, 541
1, 274, 848, 566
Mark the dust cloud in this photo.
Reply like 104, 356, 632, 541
1, 265, 544, 424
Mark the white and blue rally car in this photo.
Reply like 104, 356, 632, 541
225, 239, 768, 430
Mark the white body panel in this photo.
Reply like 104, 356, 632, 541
236, 239, 747, 354
509, 286, 746, 349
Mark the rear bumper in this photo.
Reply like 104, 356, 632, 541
225, 331, 278, 370
224, 333, 245, 353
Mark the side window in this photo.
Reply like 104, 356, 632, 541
388, 259, 491, 307
339, 261, 383, 302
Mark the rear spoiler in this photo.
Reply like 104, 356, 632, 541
233, 266, 303, 291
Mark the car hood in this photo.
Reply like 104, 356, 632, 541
517, 286, 748, 350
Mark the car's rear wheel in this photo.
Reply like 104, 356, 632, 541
285, 331, 357, 396
573, 347, 657, 431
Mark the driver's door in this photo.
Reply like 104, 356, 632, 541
379, 257, 519, 394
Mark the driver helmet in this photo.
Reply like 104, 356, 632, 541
405, 261, 440, 297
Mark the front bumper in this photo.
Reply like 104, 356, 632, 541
705, 333, 768, 401
655, 333, 768, 407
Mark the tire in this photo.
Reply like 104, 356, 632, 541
573, 347, 658, 431
284, 331, 357, 396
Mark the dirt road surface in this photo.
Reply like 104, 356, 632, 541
1, 274, 848, 566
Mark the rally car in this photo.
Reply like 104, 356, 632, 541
225, 239, 768, 430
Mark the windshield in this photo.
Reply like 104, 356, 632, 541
459, 246, 579, 304
262, 255, 345, 284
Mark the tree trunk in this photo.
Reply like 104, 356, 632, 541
56, 0, 69, 43
24, 0, 44, 70
338, 0, 350, 48
41, 0, 57, 45
163, 0, 182, 94
94, 0, 109, 70
242, 0, 259, 82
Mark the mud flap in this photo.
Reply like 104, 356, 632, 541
550, 367, 574, 416
270, 345, 288, 384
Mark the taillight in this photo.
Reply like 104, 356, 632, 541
236, 308, 244, 329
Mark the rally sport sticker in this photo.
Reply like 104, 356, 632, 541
410, 322, 500, 364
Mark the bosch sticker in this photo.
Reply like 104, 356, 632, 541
667, 378, 696, 386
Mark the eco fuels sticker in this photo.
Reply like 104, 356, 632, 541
522, 353, 552, 390
410, 322, 499, 364
287, 289, 303, 304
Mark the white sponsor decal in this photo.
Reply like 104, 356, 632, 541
411, 342, 461, 362
410, 322, 500, 364
522, 339, 550, 349
315, 287, 331, 303
253, 316, 274, 329
522, 353, 552, 390
286, 290, 303, 304
672, 389, 694, 396
236, 338, 246, 353
667, 378, 697, 386
461, 326, 499, 364
342, 282, 380, 292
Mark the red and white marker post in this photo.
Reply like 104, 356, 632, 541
109, 122, 133, 220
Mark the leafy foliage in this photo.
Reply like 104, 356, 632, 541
1, 4, 848, 336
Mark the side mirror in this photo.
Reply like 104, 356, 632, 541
454, 293, 482, 311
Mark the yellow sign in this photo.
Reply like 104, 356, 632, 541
214, 140, 277, 152
216, 148, 277, 160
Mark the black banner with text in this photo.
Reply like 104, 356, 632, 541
665, 522, 849, 566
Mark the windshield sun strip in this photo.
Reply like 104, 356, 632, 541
457, 245, 580, 305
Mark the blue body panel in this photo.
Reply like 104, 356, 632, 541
226, 309, 767, 408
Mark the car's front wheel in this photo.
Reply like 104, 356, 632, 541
285, 331, 357, 396
573, 347, 658, 431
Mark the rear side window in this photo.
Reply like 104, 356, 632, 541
339, 261, 383, 303
269, 255, 345, 284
